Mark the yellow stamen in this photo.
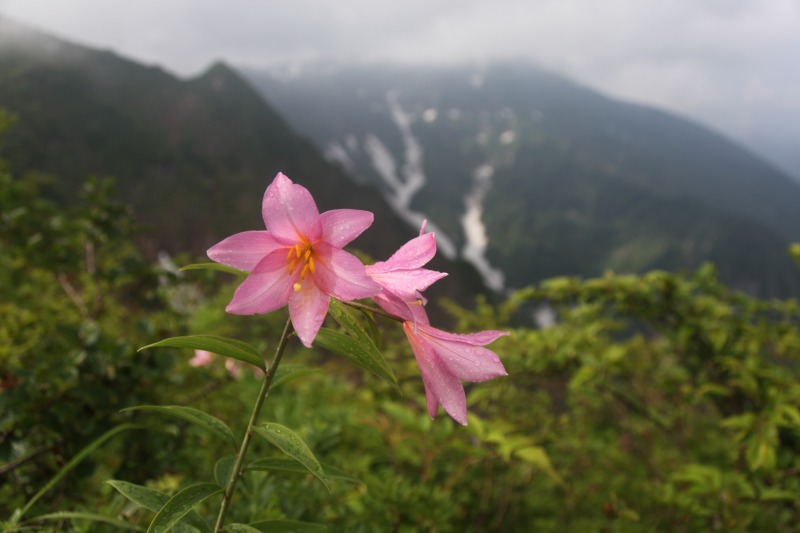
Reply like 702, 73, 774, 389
293, 282, 302, 292
286, 241, 315, 279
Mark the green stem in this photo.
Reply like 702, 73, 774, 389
214, 317, 294, 532
344, 300, 404, 322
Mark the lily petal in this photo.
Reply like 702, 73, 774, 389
313, 243, 381, 301
380, 232, 438, 269
372, 291, 430, 325
288, 280, 329, 348
207, 231, 284, 272
365, 267, 447, 300
262, 173, 321, 243
419, 325, 508, 382
319, 209, 374, 248
226, 252, 293, 314
405, 321, 468, 425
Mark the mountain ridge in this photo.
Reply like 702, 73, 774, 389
244, 61, 800, 296
0, 17, 491, 310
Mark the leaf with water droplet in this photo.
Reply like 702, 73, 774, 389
314, 328, 397, 387
253, 423, 330, 491
146, 483, 222, 533
107, 480, 210, 532
247, 457, 360, 484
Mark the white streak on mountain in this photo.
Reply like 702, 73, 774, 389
461, 164, 505, 291
359, 92, 457, 259
323, 141, 354, 173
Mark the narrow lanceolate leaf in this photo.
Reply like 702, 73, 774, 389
247, 458, 360, 484
107, 480, 211, 533
247, 520, 327, 532
16, 423, 140, 521
329, 299, 373, 338
226, 525, 263, 533
314, 328, 397, 386
271, 365, 320, 390
139, 335, 265, 371
122, 405, 238, 452
214, 455, 238, 487
253, 424, 330, 491
147, 483, 223, 533
21, 512, 145, 532
180, 262, 248, 277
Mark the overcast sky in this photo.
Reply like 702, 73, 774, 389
2, 0, 798, 178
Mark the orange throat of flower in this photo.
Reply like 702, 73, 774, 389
287, 241, 316, 292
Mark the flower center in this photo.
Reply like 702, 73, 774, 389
287, 242, 316, 290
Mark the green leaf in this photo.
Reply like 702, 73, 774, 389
139, 335, 265, 371
322, 300, 396, 385
122, 405, 238, 452
15, 423, 140, 522
147, 483, 223, 533
248, 520, 327, 532
271, 365, 321, 390
253, 423, 330, 491
20, 512, 145, 531
515, 446, 566, 487
107, 480, 211, 533
314, 328, 396, 386
226, 525, 263, 533
181, 262, 248, 277
215, 455, 238, 487
247, 458, 360, 484
108, 479, 167, 512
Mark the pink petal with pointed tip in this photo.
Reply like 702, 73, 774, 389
207, 231, 284, 272
423, 328, 509, 346
420, 328, 508, 383
319, 209, 374, 248
365, 267, 447, 300
226, 252, 293, 315
288, 280, 329, 347
262, 173, 321, 243
404, 322, 468, 425
312, 243, 380, 301
381, 233, 438, 269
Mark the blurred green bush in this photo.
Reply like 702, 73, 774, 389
2, 109, 799, 530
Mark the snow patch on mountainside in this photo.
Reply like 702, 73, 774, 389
362, 96, 457, 259
461, 164, 505, 291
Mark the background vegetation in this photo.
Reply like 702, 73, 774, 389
2, 127, 799, 530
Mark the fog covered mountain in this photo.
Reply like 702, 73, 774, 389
245, 62, 800, 297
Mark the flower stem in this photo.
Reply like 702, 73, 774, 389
344, 300, 404, 322
214, 317, 294, 532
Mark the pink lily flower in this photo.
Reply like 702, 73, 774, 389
365, 223, 447, 323
189, 349, 214, 367
367, 223, 507, 425
403, 322, 508, 425
208, 173, 381, 347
